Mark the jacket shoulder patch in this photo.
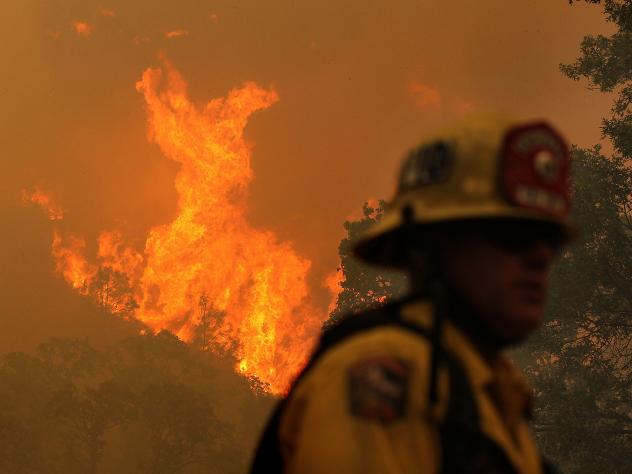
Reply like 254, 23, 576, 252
347, 357, 409, 423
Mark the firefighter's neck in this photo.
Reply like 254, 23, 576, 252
441, 288, 506, 366
411, 268, 508, 365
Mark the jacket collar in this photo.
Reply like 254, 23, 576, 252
399, 299, 533, 421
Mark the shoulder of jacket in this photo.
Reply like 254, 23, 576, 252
283, 323, 447, 427
299, 323, 433, 393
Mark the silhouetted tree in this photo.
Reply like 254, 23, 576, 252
48, 381, 136, 473
511, 146, 632, 472
191, 294, 230, 354
139, 382, 237, 474
564, 0, 632, 157
0, 352, 65, 473
90, 268, 138, 315
0, 332, 275, 473
327, 200, 408, 327
510, 2, 632, 470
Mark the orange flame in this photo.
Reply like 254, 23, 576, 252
52, 230, 95, 294
99, 8, 116, 18
72, 21, 92, 38
408, 81, 441, 109
133, 58, 324, 392
133, 35, 150, 46
164, 29, 189, 39
21, 188, 65, 221
48, 58, 331, 393
324, 266, 344, 315
455, 99, 476, 115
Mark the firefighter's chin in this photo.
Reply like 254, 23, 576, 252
489, 293, 546, 345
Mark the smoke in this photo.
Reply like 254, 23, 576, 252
0, 0, 613, 368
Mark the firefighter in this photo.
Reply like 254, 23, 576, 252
250, 113, 574, 473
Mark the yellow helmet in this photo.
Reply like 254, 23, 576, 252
353, 113, 575, 267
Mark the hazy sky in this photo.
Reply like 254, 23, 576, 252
0, 0, 615, 352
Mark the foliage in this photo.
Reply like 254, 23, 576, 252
90, 268, 139, 316
326, 200, 408, 326
516, 146, 632, 473
562, 0, 632, 157
0, 333, 275, 474
517, 2, 632, 470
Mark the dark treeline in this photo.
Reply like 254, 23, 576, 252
0, 331, 274, 474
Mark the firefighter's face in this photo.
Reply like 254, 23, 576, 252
437, 220, 562, 343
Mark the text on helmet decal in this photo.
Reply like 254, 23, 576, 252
514, 185, 566, 212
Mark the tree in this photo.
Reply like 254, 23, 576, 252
327, 200, 408, 326
0, 352, 66, 473
0, 333, 275, 473
515, 146, 632, 472
47, 381, 136, 474
563, 0, 632, 157
512, 2, 632, 470
138, 382, 237, 474
191, 293, 231, 354
90, 267, 138, 316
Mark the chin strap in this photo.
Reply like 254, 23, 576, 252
401, 205, 446, 410
428, 278, 446, 407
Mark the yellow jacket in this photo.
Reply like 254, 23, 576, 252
273, 300, 544, 474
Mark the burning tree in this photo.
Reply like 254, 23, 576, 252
30, 57, 339, 395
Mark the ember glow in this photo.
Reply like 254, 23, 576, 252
99, 8, 116, 18
324, 266, 343, 315
72, 21, 92, 38
21, 188, 65, 221
47, 58, 332, 393
164, 29, 189, 39
408, 81, 441, 109
52, 230, 94, 295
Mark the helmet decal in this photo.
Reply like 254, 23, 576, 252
398, 141, 455, 192
501, 122, 571, 217
533, 149, 561, 183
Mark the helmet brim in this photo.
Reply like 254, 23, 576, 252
352, 202, 577, 268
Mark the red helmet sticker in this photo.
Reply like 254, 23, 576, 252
500, 122, 571, 217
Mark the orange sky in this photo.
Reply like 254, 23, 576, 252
0, 0, 615, 352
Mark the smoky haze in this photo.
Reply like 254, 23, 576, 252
0, 0, 612, 351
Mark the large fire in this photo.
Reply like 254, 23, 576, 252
29, 58, 336, 394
